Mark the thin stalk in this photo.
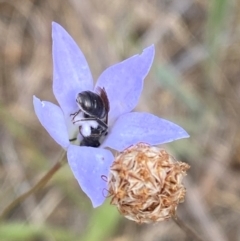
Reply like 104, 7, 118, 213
0, 151, 66, 220
173, 215, 206, 241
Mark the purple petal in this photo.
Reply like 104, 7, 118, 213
67, 145, 114, 207
33, 96, 70, 149
95, 45, 155, 125
102, 112, 189, 151
52, 22, 93, 115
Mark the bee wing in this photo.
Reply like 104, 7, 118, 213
96, 86, 110, 113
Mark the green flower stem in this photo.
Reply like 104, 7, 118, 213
0, 151, 67, 220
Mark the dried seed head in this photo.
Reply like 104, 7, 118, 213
108, 143, 190, 223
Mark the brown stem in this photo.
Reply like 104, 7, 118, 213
173, 215, 206, 241
0, 151, 67, 220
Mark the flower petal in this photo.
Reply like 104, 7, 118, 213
102, 112, 189, 151
33, 96, 70, 149
95, 45, 155, 125
67, 145, 114, 207
52, 22, 93, 115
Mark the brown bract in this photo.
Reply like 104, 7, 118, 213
108, 143, 190, 223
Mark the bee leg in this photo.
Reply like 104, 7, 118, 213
69, 137, 77, 142
70, 110, 81, 121
95, 119, 108, 135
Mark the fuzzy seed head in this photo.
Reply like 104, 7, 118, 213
108, 143, 190, 223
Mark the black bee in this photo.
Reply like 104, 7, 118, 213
72, 87, 110, 147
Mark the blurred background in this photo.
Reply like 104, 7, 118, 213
0, 0, 240, 240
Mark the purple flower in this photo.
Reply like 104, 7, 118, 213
33, 22, 189, 207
